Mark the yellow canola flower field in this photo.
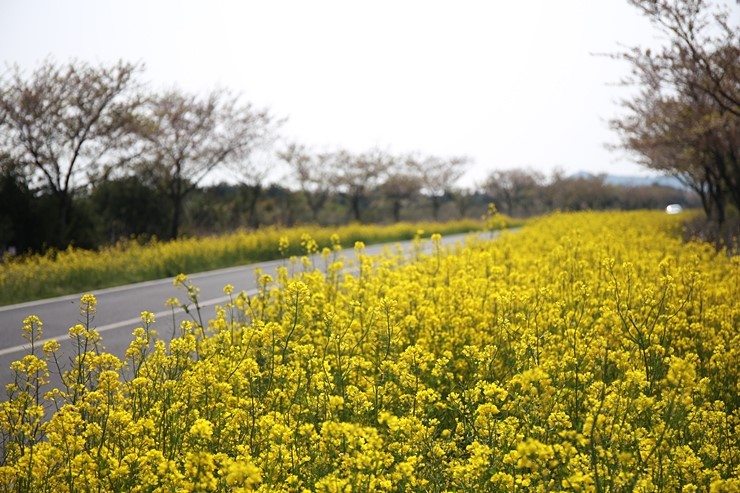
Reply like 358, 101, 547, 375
0, 219, 489, 306
1, 210, 738, 492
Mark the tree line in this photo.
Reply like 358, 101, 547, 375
0, 59, 477, 253
2, 0, 735, 255
0, 58, 699, 255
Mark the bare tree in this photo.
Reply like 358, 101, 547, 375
450, 187, 478, 219
0, 59, 143, 244
613, 89, 735, 222
380, 158, 422, 222
134, 88, 278, 238
626, 0, 739, 117
412, 154, 469, 220
611, 0, 739, 225
230, 150, 278, 229
484, 168, 545, 216
331, 148, 393, 222
279, 143, 335, 223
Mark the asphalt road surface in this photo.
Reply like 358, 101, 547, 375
0, 231, 498, 394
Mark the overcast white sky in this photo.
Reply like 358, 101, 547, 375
0, 1, 702, 187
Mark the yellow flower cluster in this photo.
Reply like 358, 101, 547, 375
0, 220, 495, 306
1, 210, 738, 492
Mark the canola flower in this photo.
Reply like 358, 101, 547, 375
0, 220, 493, 307
0, 210, 738, 492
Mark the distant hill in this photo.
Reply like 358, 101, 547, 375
571, 172, 687, 189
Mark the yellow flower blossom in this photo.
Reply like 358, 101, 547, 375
0, 210, 737, 491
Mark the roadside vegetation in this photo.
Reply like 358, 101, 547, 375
0, 218, 510, 306
1, 210, 737, 491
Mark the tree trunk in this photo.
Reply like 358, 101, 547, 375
678, 173, 711, 219
392, 198, 402, 222
56, 190, 72, 247
504, 192, 513, 216
712, 186, 726, 226
431, 196, 441, 221
351, 194, 362, 222
715, 149, 740, 213
245, 184, 262, 229
170, 195, 181, 239
170, 174, 183, 239
308, 192, 329, 224
455, 196, 469, 219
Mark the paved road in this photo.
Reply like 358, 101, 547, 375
0, 231, 492, 393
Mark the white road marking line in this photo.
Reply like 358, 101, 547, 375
0, 292, 257, 357
0, 231, 490, 357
